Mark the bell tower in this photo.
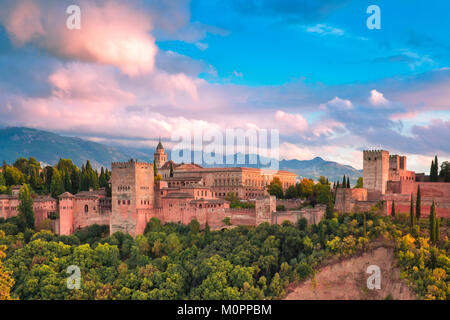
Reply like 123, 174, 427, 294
154, 138, 167, 169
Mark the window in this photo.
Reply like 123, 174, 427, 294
84, 205, 88, 213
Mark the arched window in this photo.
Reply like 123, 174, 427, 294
84, 205, 88, 213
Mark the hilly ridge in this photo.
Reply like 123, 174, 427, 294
0, 127, 362, 182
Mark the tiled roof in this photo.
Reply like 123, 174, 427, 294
163, 192, 194, 199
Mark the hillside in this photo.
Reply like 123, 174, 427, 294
0, 127, 362, 182
284, 243, 416, 300
280, 157, 362, 184
0, 127, 152, 168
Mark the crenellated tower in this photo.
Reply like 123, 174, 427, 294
110, 160, 154, 237
363, 150, 390, 195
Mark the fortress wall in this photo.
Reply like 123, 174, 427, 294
387, 200, 450, 218
276, 199, 304, 210
73, 198, 110, 230
272, 205, 326, 225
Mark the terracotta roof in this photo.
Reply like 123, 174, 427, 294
0, 195, 17, 199
190, 199, 228, 204
58, 192, 74, 198
159, 160, 176, 170
74, 189, 106, 198
34, 195, 56, 202
165, 176, 202, 181
163, 192, 194, 199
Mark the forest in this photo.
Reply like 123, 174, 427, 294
0, 156, 449, 300
1, 208, 448, 300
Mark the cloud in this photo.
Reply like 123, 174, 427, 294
0, 0, 158, 76
369, 90, 389, 107
305, 24, 344, 36
275, 110, 308, 134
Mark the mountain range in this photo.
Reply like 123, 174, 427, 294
0, 127, 362, 183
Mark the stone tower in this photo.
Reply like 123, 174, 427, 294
110, 160, 154, 237
154, 138, 167, 169
363, 150, 389, 195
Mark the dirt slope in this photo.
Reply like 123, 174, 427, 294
284, 244, 416, 300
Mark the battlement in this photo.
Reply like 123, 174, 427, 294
363, 150, 389, 160
112, 160, 152, 169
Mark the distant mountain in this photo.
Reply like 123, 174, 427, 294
0, 127, 362, 183
279, 157, 362, 184
0, 127, 153, 169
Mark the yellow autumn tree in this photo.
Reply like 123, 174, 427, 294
0, 230, 14, 300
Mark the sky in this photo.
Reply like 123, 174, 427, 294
0, 0, 449, 172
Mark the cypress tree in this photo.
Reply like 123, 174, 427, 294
342, 175, 346, 188
153, 161, 158, 177
62, 170, 71, 193
18, 184, 34, 229
429, 201, 436, 243
325, 198, 334, 219
391, 200, 396, 217
50, 169, 64, 198
346, 176, 350, 188
70, 169, 80, 194
434, 155, 439, 181
430, 159, 435, 181
409, 193, 415, 227
416, 185, 421, 220
169, 162, 174, 177
435, 217, 440, 243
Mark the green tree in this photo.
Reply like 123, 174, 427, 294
435, 217, 440, 243
50, 169, 64, 198
18, 184, 34, 229
325, 198, 334, 219
354, 177, 363, 188
153, 162, 158, 178
169, 162, 174, 177
409, 193, 415, 227
268, 177, 283, 199
284, 185, 297, 199
70, 168, 80, 194
416, 185, 421, 220
391, 200, 396, 217
3, 166, 25, 186
342, 175, 346, 188
0, 231, 14, 300
429, 201, 436, 243
346, 176, 350, 188
439, 161, 450, 182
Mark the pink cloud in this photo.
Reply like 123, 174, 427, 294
1, 0, 157, 76
369, 89, 389, 107
275, 110, 308, 134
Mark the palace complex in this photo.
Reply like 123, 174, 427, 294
335, 150, 450, 218
1, 142, 307, 237
2, 145, 448, 237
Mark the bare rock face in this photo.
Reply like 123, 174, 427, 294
284, 246, 416, 300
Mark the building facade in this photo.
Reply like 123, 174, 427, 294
336, 150, 450, 218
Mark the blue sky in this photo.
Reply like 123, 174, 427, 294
0, 0, 449, 172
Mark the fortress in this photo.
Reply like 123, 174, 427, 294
1, 142, 314, 237
335, 150, 450, 218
